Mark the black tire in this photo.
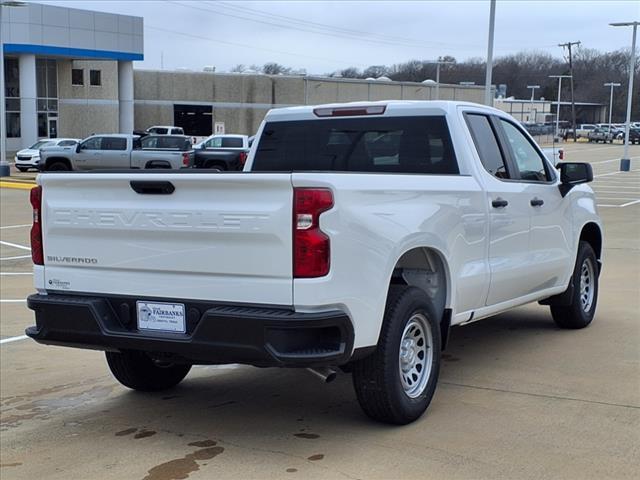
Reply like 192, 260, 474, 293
204, 163, 225, 172
105, 350, 191, 392
47, 161, 70, 171
16, 167, 28, 172
352, 286, 441, 425
551, 241, 599, 329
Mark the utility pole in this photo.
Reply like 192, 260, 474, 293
527, 85, 540, 122
558, 41, 580, 142
549, 75, 572, 141
610, 21, 638, 172
604, 82, 621, 136
484, 0, 496, 106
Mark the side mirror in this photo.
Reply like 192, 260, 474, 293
76, 143, 82, 153
558, 162, 593, 197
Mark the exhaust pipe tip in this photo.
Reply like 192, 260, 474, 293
306, 367, 337, 384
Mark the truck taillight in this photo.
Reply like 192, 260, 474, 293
559, 148, 564, 161
182, 152, 190, 167
30, 186, 44, 265
293, 188, 333, 278
239, 151, 247, 167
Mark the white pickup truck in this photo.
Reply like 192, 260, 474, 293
26, 101, 602, 424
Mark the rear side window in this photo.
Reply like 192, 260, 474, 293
221, 137, 243, 148
465, 114, 510, 179
58, 140, 77, 147
142, 136, 190, 150
102, 137, 127, 151
171, 127, 184, 135
253, 116, 458, 174
149, 127, 168, 134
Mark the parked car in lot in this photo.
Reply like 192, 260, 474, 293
576, 124, 597, 138
14, 138, 79, 172
26, 101, 602, 424
39, 134, 194, 171
193, 134, 250, 170
146, 125, 185, 135
587, 128, 614, 143
625, 128, 640, 144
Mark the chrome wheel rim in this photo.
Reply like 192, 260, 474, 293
579, 258, 595, 312
399, 313, 433, 398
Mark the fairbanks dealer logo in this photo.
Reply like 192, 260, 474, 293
48, 278, 71, 289
47, 256, 98, 264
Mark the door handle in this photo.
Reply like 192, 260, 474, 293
530, 197, 544, 207
491, 198, 508, 208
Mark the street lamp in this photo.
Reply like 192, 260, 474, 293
484, 0, 496, 106
0, 1, 27, 177
610, 21, 638, 172
549, 75, 572, 141
604, 82, 621, 136
527, 85, 540, 123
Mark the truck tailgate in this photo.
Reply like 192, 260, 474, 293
39, 173, 293, 305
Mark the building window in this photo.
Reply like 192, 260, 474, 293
6, 113, 20, 138
4, 58, 19, 98
90, 70, 101, 86
72, 69, 84, 86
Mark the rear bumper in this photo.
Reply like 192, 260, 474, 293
26, 293, 354, 367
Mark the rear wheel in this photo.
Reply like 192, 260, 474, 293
352, 286, 441, 424
550, 241, 598, 329
106, 350, 192, 391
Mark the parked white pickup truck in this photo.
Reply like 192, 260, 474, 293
26, 101, 602, 424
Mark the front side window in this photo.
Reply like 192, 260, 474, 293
81, 137, 102, 150
205, 137, 223, 148
253, 116, 458, 174
89, 70, 101, 86
465, 113, 510, 179
499, 119, 549, 182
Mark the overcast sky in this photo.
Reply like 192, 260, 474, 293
41, 0, 640, 74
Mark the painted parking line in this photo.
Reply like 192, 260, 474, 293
0, 224, 31, 230
0, 335, 29, 345
0, 181, 35, 190
0, 299, 27, 303
0, 240, 31, 251
0, 272, 32, 276
0, 255, 31, 261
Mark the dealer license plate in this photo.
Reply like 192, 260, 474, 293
137, 301, 186, 333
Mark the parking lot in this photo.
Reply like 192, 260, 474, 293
1, 142, 639, 479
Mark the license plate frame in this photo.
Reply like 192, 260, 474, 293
136, 301, 186, 333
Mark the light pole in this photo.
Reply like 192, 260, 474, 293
484, 0, 496, 106
425, 60, 455, 100
0, 0, 27, 177
610, 21, 638, 172
527, 85, 540, 122
604, 82, 621, 136
549, 75, 572, 141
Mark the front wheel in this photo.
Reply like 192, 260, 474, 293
106, 350, 192, 391
551, 241, 599, 329
46, 161, 70, 171
352, 286, 441, 424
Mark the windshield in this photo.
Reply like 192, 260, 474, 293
29, 140, 55, 149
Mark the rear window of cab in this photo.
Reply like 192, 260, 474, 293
252, 116, 459, 174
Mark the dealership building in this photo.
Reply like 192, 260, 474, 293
3, 2, 487, 156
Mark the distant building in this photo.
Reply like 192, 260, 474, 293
495, 98, 606, 124
2, 2, 143, 152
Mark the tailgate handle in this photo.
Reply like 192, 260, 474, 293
130, 181, 175, 195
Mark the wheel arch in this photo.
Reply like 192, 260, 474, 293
578, 222, 603, 276
44, 157, 72, 170
387, 246, 453, 349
